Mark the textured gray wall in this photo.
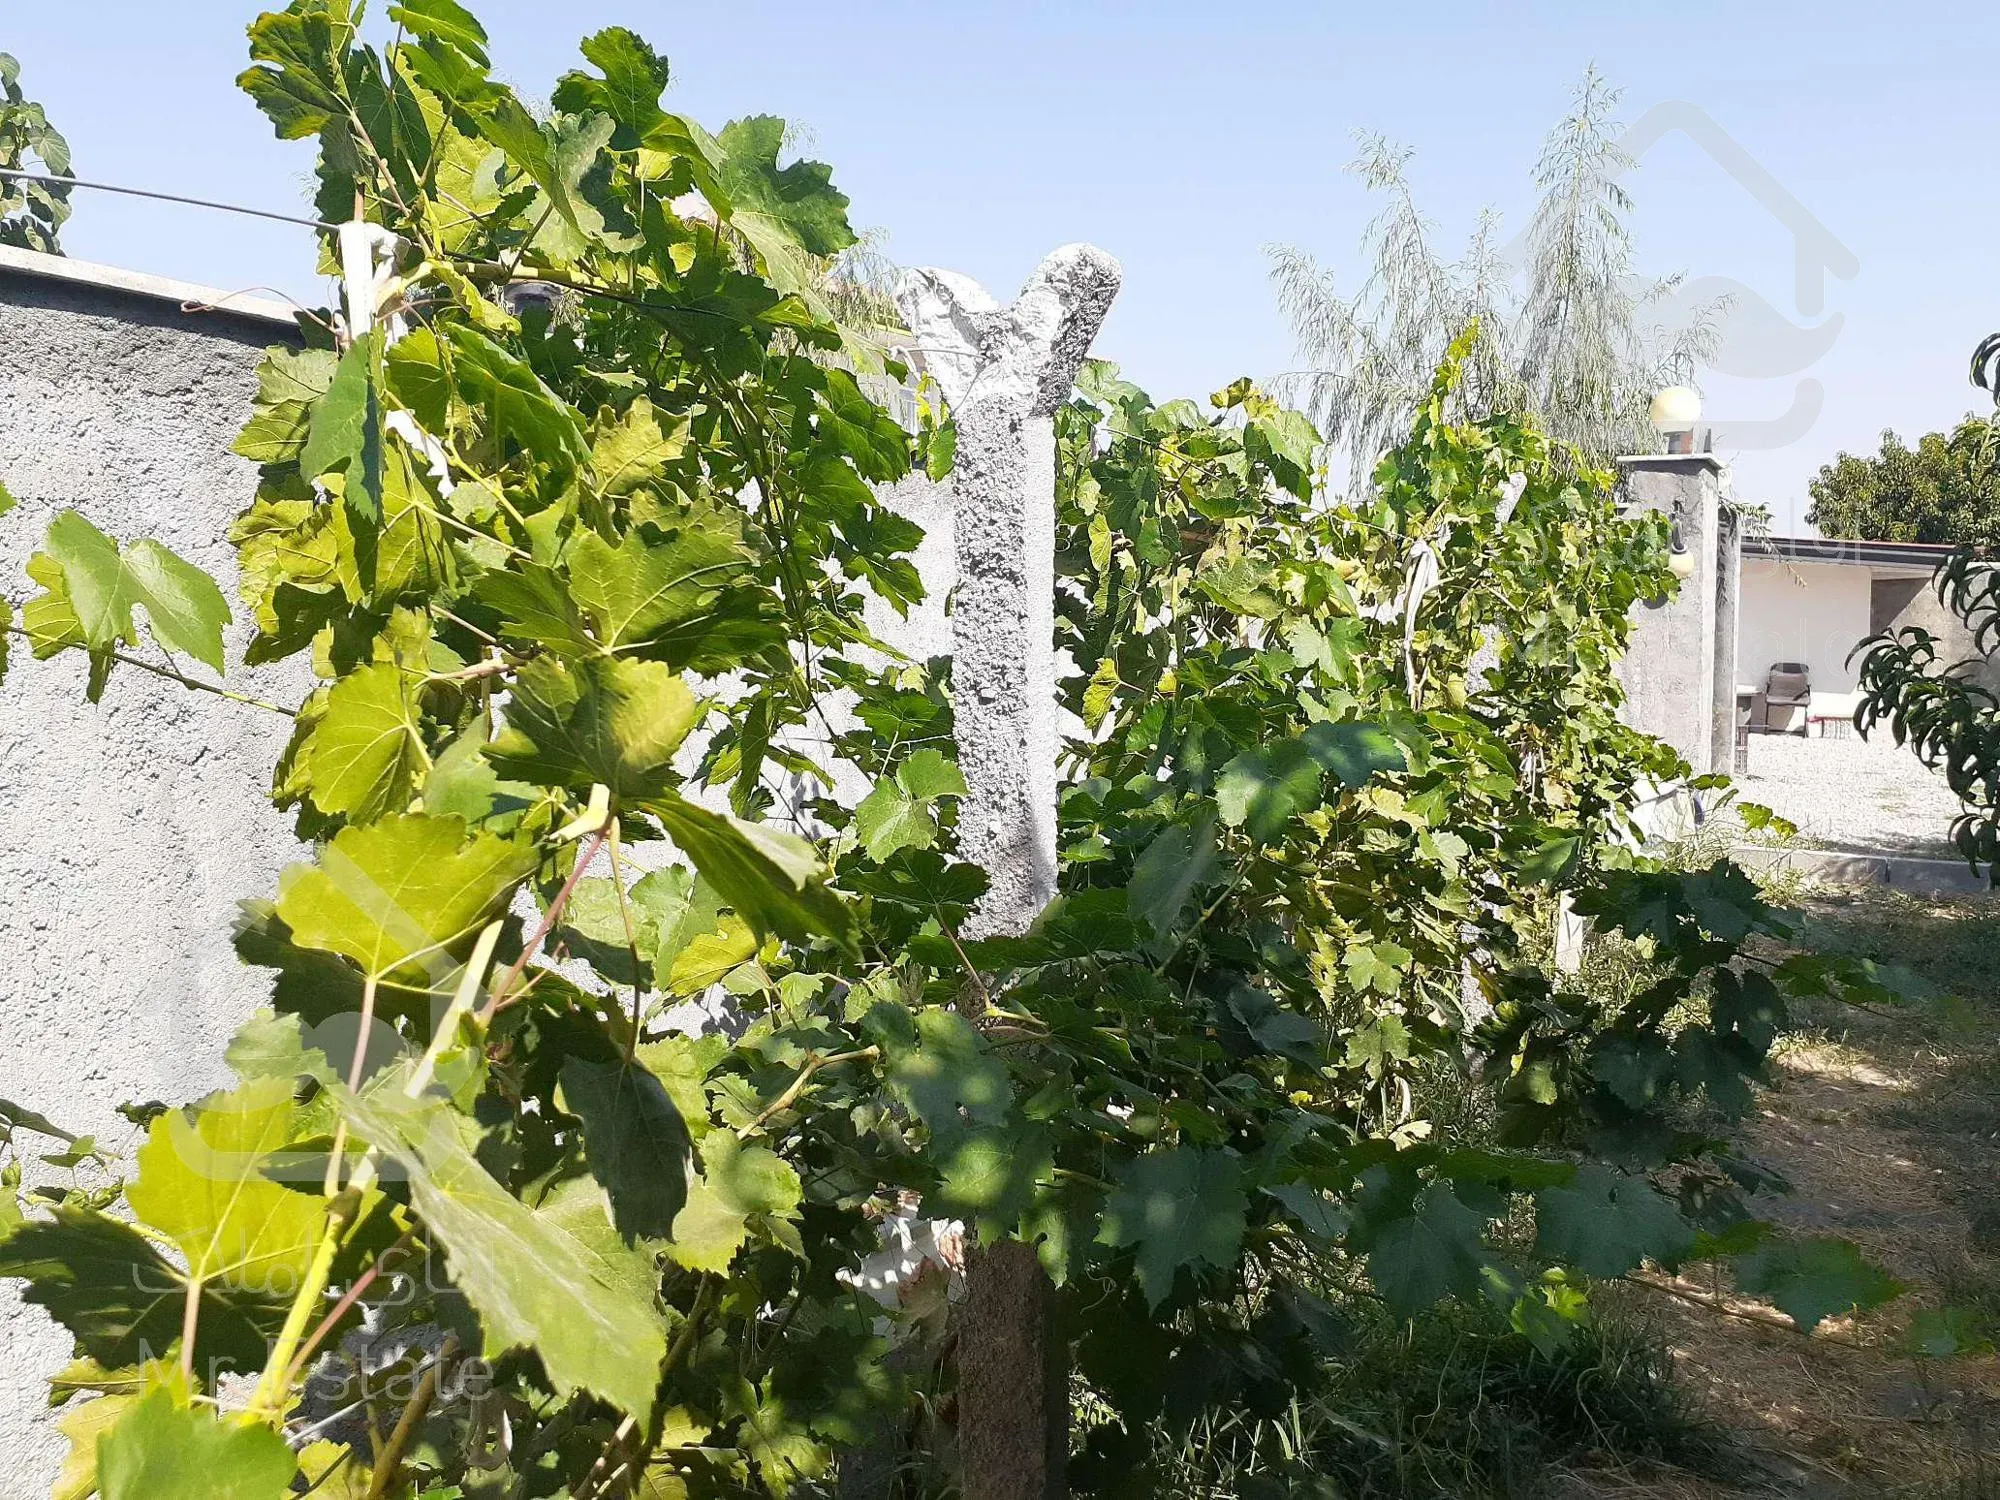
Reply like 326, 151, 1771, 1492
0, 259, 976, 1489
1617, 455, 1728, 774
0, 261, 300, 1493
1873, 571, 2000, 696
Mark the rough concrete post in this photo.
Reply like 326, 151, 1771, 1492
1616, 454, 1728, 775
1711, 503, 1744, 775
895, 247, 1120, 1500
897, 246, 1121, 940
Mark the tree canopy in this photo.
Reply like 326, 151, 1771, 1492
0, 52, 70, 254
1268, 67, 1724, 485
1806, 418, 2000, 546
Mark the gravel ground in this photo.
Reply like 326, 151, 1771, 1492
1736, 729, 1968, 857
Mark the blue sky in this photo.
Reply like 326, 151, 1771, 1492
11, 1, 1999, 530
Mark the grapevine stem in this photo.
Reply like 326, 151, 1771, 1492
606, 818, 649, 1061
283, 1231, 415, 1389
739, 1048, 879, 1137
347, 974, 380, 1093
0, 625, 295, 716
178, 1272, 201, 1385
245, 1194, 358, 1423
481, 826, 609, 1023
412, 920, 505, 1094
364, 1333, 457, 1500
250, 929, 503, 1426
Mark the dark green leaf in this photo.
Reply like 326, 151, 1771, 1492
560, 1057, 691, 1243
1098, 1147, 1248, 1308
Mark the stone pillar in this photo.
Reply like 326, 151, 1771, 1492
1616, 454, 1728, 775
896, 246, 1121, 939
895, 246, 1120, 1500
1711, 503, 1744, 775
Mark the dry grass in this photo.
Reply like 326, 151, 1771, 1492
1564, 884, 2000, 1498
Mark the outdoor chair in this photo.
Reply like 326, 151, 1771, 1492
1750, 662, 1811, 735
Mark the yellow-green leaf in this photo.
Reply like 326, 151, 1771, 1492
126, 1079, 328, 1300
274, 813, 535, 984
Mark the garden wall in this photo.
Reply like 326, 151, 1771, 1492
0, 248, 968, 1488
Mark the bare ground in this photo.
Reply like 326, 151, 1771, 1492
1563, 885, 2000, 1499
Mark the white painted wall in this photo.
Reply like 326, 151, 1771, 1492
1738, 557, 1873, 696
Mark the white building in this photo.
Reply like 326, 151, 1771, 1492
1739, 534, 1992, 727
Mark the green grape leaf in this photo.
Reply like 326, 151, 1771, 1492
127, 1080, 329, 1299
553, 27, 671, 142
531, 1175, 662, 1311
273, 813, 536, 984
301, 661, 427, 822
626, 866, 731, 991
1520, 833, 1583, 885
301, 331, 385, 523
225, 1009, 338, 1090
636, 1032, 726, 1142
1215, 739, 1321, 842
1, 1095, 77, 1145
1342, 940, 1412, 996
0, 1208, 279, 1372
663, 1132, 802, 1274
1367, 1183, 1489, 1318
1246, 408, 1321, 497
1301, 719, 1406, 788
560, 1056, 692, 1244
1081, 657, 1121, 730
590, 396, 689, 497
663, 917, 758, 995
1262, 1183, 1352, 1244
884, 1008, 1011, 1143
424, 725, 538, 833
96, 1387, 297, 1500
487, 655, 700, 800
646, 793, 851, 947
387, 0, 490, 64
1195, 557, 1284, 619
852, 748, 967, 861
816, 370, 912, 485
712, 114, 856, 266
239, 8, 345, 140
923, 416, 957, 482
1098, 1147, 1248, 1308
23, 511, 230, 689
473, 561, 597, 658
1534, 1165, 1694, 1279
1733, 1236, 1902, 1332
1127, 813, 1219, 936
444, 324, 589, 466
728, 1380, 827, 1496
568, 517, 753, 653
930, 1126, 1052, 1239
341, 1085, 666, 1419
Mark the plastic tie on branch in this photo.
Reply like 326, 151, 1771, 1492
336, 219, 415, 345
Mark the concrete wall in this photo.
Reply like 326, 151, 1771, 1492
1739, 557, 1874, 696
0, 251, 968, 1486
0, 252, 303, 1492
1616, 455, 1731, 773
1873, 570, 2000, 697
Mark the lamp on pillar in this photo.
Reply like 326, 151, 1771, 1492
1649, 385, 1702, 457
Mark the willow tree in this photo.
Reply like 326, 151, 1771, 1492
1269, 69, 1724, 486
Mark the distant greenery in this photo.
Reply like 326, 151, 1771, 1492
1269, 67, 1724, 483
1807, 418, 2000, 547
0, 52, 71, 254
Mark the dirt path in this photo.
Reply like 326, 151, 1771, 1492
1569, 887, 2000, 1498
